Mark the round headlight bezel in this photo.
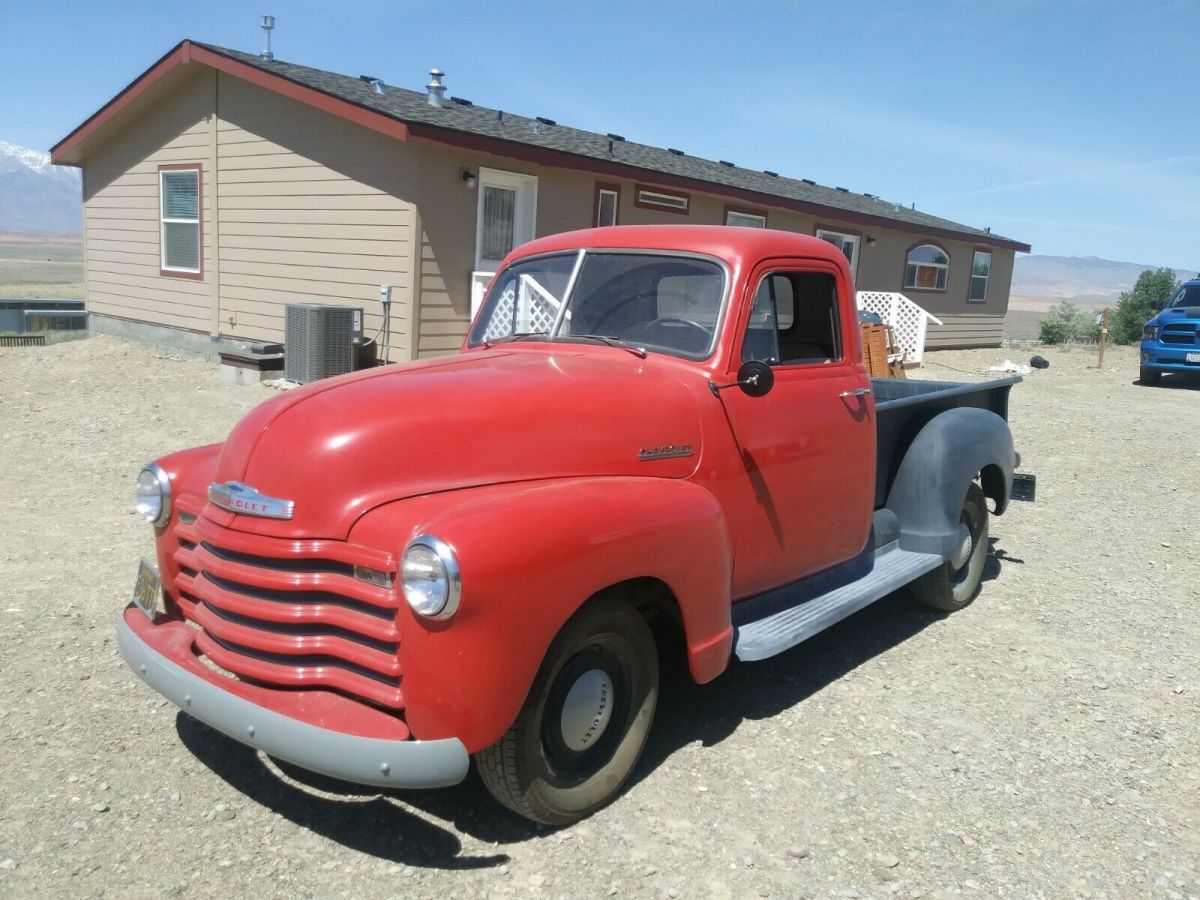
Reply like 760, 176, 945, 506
401, 534, 461, 620
136, 463, 173, 527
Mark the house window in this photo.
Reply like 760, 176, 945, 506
816, 228, 860, 279
594, 183, 619, 227
904, 243, 949, 291
969, 250, 992, 301
159, 167, 201, 276
635, 185, 690, 214
480, 185, 517, 260
726, 207, 766, 228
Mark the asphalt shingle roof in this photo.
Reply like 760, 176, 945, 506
198, 43, 1027, 250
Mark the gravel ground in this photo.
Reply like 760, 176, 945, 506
1, 335, 1197, 899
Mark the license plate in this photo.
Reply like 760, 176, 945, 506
1187, 352, 1200, 363
132, 559, 162, 620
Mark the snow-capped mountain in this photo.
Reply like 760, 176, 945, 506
0, 140, 83, 233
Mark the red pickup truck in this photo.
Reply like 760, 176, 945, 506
120, 226, 1030, 825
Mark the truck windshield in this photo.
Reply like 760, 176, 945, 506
1168, 284, 1200, 309
468, 251, 726, 360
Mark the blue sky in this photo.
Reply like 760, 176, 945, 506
3, 0, 1197, 268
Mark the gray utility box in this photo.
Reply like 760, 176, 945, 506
284, 304, 361, 384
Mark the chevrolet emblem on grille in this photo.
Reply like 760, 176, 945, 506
207, 482, 295, 519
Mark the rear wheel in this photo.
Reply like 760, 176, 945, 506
476, 597, 658, 825
911, 483, 989, 612
1140, 367, 1162, 386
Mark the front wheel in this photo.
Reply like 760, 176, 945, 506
476, 597, 659, 825
910, 482, 989, 612
1140, 367, 1162, 386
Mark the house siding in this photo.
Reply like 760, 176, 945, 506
82, 69, 419, 357
83, 69, 215, 333
214, 74, 417, 355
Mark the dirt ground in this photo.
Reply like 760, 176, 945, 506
1, 336, 1197, 899
0, 233, 84, 300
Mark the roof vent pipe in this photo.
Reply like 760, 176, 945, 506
260, 15, 275, 61
426, 68, 446, 107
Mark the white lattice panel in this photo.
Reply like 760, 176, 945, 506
856, 291, 943, 364
480, 275, 561, 341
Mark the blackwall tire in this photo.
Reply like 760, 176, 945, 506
911, 483, 989, 613
476, 597, 658, 825
1140, 368, 1162, 386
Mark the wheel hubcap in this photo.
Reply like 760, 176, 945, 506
951, 522, 973, 570
559, 669, 613, 752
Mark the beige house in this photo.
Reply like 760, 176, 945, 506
52, 40, 1030, 360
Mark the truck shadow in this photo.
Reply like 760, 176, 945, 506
177, 543, 1020, 860
175, 715, 515, 868
1135, 373, 1200, 390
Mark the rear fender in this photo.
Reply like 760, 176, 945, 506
885, 407, 1014, 559
350, 477, 733, 753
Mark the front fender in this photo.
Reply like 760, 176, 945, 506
885, 407, 1014, 559
350, 477, 733, 752
151, 443, 223, 589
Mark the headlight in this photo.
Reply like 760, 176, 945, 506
401, 534, 461, 619
1143, 325, 1159, 341
135, 463, 172, 526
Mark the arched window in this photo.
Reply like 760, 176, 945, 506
904, 243, 949, 291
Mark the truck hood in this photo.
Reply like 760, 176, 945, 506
206, 349, 705, 539
1149, 306, 1200, 326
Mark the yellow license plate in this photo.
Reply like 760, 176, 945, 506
132, 559, 162, 620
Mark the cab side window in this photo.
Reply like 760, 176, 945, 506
740, 271, 841, 365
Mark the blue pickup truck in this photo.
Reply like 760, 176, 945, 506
1140, 278, 1200, 385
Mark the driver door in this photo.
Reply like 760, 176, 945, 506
719, 263, 875, 597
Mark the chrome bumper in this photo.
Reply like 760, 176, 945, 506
116, 611, 469, 789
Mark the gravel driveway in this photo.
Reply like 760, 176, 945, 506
1, 336, 1197, 899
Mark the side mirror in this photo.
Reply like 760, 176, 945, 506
736, 360, 774, 397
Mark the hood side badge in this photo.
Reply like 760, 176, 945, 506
638, 444, 694, 462
208, 482, 295, 520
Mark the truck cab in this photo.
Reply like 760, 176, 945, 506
118, 226, 1027, 825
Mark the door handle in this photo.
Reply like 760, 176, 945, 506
839, 387, 872, 398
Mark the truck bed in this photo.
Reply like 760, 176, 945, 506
871, 376, 1021, 508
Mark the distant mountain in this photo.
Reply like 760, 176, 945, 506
0, 140, 82, 233
1012, 254, 1197, 304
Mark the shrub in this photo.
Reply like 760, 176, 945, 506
1110, 268, 1179, 344
1039, 301, 1094, 344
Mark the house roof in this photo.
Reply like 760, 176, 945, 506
51, 40, 1030, 252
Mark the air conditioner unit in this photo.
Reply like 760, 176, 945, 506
284, 304, 360, 384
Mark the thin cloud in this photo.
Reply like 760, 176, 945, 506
917, 154, 1200, 205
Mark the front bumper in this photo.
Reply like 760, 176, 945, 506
1141, 341, 1200, 373
116, 606, 469, 789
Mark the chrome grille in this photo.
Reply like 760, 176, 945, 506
170, 513, 404, 710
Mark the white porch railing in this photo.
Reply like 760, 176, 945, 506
470, 270, 495, 318
477, 272, 563, 342
856, 291, 943, 365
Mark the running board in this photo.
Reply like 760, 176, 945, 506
732, 545, 943, 662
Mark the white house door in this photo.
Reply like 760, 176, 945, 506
475, 169, 538, 273
816, 229, 860, 283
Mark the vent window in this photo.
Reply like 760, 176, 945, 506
635, 185, 690, 214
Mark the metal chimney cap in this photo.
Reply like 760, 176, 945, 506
426, 68, 447, 107
260, 13, 276, 60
